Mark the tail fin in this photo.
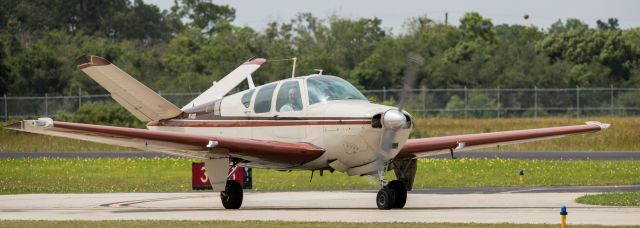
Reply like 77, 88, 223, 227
182, 58, 266, 109
75, 55, 182, 122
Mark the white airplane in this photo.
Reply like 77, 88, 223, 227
6, 55, 610, 210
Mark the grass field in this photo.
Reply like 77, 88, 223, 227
1, 220, 636, 228
1, 158, 639, 194
576, 192, 640, 206
1, 117, 638, 152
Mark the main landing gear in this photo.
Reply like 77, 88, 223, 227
376, 180, 407, 210
376, 159, 416, 210
221, 180, 243, 209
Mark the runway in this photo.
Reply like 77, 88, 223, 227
1, 187, 639, 225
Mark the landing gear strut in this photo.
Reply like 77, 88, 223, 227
220, 180, 243, 209
376, 180, 408, 210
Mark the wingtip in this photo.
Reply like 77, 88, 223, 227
75, 55, 111, 69
4, 118, 54, 131
585, 121, 611, 130
244, 58, 267, 66
4, 121, 24, 130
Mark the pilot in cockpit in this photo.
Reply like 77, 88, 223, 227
279, 88, 301, 112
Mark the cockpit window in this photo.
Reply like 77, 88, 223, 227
276, 81, 302, 112
254, 83, 277, 113
307, 76, 366, 105
242, 89, 255, 108
241, 89, 254, 108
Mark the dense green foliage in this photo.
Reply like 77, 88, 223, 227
55, 102, 145, 128
1, 1, 639, 97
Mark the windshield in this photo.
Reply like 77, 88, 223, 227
307, 76, 366, 105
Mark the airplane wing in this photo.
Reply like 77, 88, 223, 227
398, 121, 610, 158
75, 55, 183, 122
4, 119, 323, 166
182, 58, 267, 109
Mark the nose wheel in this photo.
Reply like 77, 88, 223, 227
220, 180, 243, 209
376, 179, 408, 210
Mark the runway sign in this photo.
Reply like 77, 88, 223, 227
192, 162, 252, 190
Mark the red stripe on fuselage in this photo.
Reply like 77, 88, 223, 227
148, 119, 372, 127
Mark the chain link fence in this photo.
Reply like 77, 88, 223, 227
2, 87, 640, 121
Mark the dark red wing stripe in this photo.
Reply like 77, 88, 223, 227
53, 121, 324, 164
148, 119, 371, 127
399, 124, 603, 156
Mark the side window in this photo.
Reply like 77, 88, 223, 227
253, 84, 277, 113
276, 81, 302, 112
241, 89, 254, 108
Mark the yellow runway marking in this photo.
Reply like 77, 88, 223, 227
103, 195, 208, 208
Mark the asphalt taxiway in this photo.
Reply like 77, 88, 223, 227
1, 186, 639, 225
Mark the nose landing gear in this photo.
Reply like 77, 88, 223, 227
376, 179, 408, 210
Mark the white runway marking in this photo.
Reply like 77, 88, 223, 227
0, 191, 639, 225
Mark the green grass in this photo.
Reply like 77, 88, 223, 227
412, 117, 640, 151
2, 117, 639, 152
576, 192, 640, 206
0, 220, 636, 228
1, 158, 639, 194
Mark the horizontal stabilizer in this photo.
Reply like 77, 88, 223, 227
75, 55, 182, 122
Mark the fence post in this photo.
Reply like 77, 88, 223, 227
576, 86, 580, 118
497, 86, 501, 118
534, 86, 538, 118
383, 87, 386, 101
464, 86, 468, 119
3, 94, 6, 121
610, 85, 614, 116
78, 88, 82, 108
45, 93, 48, 116
421, 86, 426, 118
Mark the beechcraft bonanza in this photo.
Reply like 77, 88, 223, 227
6, 55, 610, 210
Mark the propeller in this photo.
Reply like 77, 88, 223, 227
371, 53, 424, 178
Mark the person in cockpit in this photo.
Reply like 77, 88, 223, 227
279, 88, 301, 112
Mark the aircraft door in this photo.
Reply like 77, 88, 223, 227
237, 89, 255, 139
251, 83, 277, 140
273, 81, 306, 140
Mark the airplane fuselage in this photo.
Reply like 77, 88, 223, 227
147, 75, 412, 174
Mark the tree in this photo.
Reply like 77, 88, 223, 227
459, 12, 495, 42
548, 19, 588, 34
0, 40, 10, 95
6, 44, 67, 95
172, 0, 236, 34
596, 18, 619, 30
109, 0, 172, 42
537, 27, 637, 85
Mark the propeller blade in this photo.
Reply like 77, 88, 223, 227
374, 128, 398, 169
397, 53, 424, 112
370, 109, 407, 175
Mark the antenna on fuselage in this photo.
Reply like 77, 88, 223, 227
291, 57, 297, 78
314, 69, 323, 75
269, 57, 298, 79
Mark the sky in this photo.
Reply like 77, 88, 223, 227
146, 0, 639, 34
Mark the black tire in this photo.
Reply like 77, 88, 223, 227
376, 187, 396, 210
387, 180, 408, 209
220, 180, 243, 209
